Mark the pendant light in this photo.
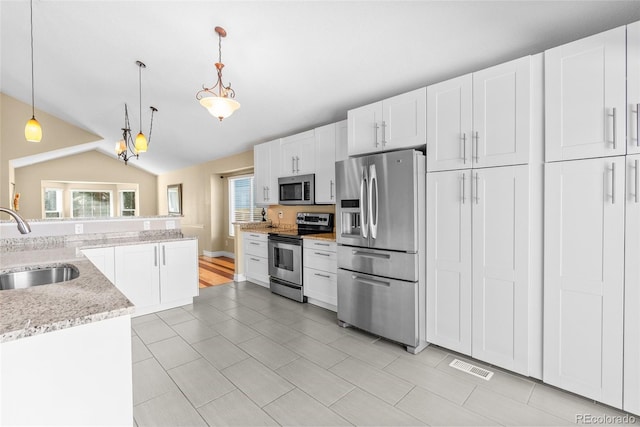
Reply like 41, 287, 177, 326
196, 26, 240, 121
115, 61, 157, 165
24, 0, 42, 142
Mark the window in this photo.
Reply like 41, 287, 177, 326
71, 191, 112, 218
44, 188, 62, 218
120, 190, 136, 216
229, 175, 261, 236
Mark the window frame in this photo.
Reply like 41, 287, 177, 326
43, 188, 63, 218
228, 174, 261, 237
119, 190, 137, 217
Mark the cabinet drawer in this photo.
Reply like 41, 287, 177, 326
304, 248, 337, 273
304, 267, 337, 306
245, 239, 268, 257
303, 239, 336, 252
246, 255, 268, 277
244, 232, 268, 242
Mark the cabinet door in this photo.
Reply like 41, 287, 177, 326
426, 170, 472, 354
382, 87, 426, 151
628, 22, 640, 155
280, 130, 315, 175
426, 75, 473, 172
347, 101, 383, 156
114, 243, 160, 309
472, 165, 529, 375
254, 142, 271, 205
544, 157, 624, 407
160, 240, 198, 303
335, 120, 348, 162
315, 123, 337, 204
82, 247, 115, 284
473, 56, 530, 168
545, 26, 626, 161
625, 154, 640, 414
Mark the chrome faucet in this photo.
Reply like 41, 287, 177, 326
0, 207, 32, 234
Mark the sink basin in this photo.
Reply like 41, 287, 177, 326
0, 265, 79, 290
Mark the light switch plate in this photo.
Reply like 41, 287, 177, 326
143, 221, 151, 230
75, 224, 83, 234
165, 220, 175, 230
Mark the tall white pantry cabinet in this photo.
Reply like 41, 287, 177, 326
543, 21, 640, 412
426, 54, 544, 377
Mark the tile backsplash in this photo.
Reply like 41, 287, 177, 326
266, 205, 335, 227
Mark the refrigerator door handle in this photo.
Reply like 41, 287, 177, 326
351, 274, 391, 287
360, 168, 369, 238
369, 163, 378, 239
351, 250, 391, 259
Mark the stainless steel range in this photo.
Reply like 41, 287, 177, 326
268, 212, 334, 302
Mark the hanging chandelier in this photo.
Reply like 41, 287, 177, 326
116, 60, 157, 165
24, 0, 42, 143
196, 26, 240, 121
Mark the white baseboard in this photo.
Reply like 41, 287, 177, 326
234, 273, 246, 282
203, 250, 235, 259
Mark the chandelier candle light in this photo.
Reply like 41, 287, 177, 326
196, 26, 240, 121
24, 0, 42, 143
116, 60, 157, 165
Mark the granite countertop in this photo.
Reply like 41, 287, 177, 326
239, 223, 336, 242
0, 231, 195, 343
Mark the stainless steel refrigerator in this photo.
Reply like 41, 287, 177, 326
336, 149, 427, 354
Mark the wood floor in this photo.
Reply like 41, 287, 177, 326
198, 256, 235, 288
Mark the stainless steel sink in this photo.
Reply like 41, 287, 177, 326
0, 265, 79, 290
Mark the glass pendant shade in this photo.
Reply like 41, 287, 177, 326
199, 96, 241, 121
25, 117, 42, 142
115, 140, 126, 154
135, 132, 148, 153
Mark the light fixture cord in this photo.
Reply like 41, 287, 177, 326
218, 31, 222, 64
138, 63, 142, 133
29, 0, 35, 118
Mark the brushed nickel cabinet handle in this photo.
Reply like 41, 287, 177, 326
381, 121, 387, 146
374, 122, 379, 147
314, 273, 331, 279
330, 180, 334, 199
635, 160, 639, 204
461, 173, 466, 204
154, 246, 157, 267
611, 162, 616, 204
610, 108, 617, 149
462, 133, 467, 164
474, 172, 480, 204
314, 252, 331, 257
473, 132, 479, 163
162, 245, 166, 265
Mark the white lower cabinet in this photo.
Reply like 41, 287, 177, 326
114, 240, 198, 316
81, 246, 115, 283
544, 156, 625, 408
303, 239, 337, 311
244, 232, 269, 287
625, 154, 640, 414
427, 165, 534, 375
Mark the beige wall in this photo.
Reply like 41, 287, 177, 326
14, 151, 157, 219
157, 149, 253, 255
0, 93, 102, 208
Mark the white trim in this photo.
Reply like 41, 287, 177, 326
234, 273, 246, 282
203, 250, 235, 259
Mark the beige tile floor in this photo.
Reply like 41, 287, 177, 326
131, 281, 637, 426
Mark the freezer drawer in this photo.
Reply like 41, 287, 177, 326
337, 245, 418, 282
337, 269, 419, 347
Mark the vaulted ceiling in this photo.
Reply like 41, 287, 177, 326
2, 1, 640, 175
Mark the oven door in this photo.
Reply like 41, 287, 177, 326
268, 236, 302, 286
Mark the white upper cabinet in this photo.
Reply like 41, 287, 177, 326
628, 22, 640, 155
335, 120, 348, 162
254, 138, 280, 206
473, 56, 531, 168
348, 87, 426, 156
280, 130, 315, 176
427, 56, 531, 172
315, 122, 337, 204
544, 156, 625, 407
427, 75, 473, 171
545, 26, 626, 161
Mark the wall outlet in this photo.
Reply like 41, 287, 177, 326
278, 211, 284, 219
166, 220, 175, 230
143, 220, 151, 230
74, 223, 83, 234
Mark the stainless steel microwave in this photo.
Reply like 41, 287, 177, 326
278, 174, 315, 205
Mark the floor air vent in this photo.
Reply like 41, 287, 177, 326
449, 359, 494, 380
